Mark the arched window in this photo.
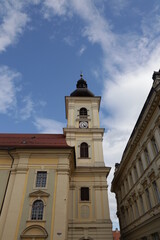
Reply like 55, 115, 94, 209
80, 108, 87, 117
80, 142, 88, 158
31, 200, 44, 220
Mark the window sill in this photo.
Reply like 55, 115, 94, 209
33, 187, 48, 190
27, 220, 46, 223
79, 200, 91, 203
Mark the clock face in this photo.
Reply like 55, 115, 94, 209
79, 121, 88, 129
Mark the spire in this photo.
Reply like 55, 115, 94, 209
70, 74, 95, 97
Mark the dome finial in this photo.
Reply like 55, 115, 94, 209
70, 74, 95, 97
80, 71, 83, 78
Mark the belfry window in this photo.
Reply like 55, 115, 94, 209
80, 108, 87, 117
31, 200, 44, 220
80, 142, 88, 158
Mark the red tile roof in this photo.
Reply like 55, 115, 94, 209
113, 230, 120, 240
0, 134, 70, 149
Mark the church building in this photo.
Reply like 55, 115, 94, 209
0, 75, 113, 240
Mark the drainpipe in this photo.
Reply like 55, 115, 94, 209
0, 148, 15, 216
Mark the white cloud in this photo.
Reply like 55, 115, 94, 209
42, 0, 71, 19
34, 117, 64, 133
107, 0, 129, 14
20, 96, 34, 120
0, 65, 36, 120
0, 0, 29, 52
0, 65, 20, 113
63, 36, 74, 46
78, 45, 86, 56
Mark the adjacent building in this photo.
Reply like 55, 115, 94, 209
0, 75, 113, 240
112, 70, 160, 240
113, 228, 120, 240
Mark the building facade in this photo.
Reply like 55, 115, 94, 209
112, 70, 160, 240
0, 75, 112, 240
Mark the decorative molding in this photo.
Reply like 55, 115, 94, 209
141, 178, 148, 189
29, 190, 50, 198
20, 225, 48, 239
147, 168, 155, 181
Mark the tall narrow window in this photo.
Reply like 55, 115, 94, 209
126, 208, 129, 222
139, 195, 145, 215
130, 205, 134, 221
145, 188, 152, 209
81, 187, 89, 201
151, 137, 159, 155
31, 200, 44, 220
80, 108, 87, 117
134, 200, 139, 218
36, 171, 47, 187
139, 158, 144, 174
144, 148, 150, 165
152, 181, 160, 203
152, 232, 160, 240
80, 142, 88, 158
125, 178, 129, 192
134, 165, 138, 182
129, 172, 133, 187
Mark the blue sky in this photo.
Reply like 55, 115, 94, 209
1, 0, 160, 230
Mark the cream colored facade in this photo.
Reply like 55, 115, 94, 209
112, 70, 160, 240
0, 76, 112, 240
64, 94, 112, 239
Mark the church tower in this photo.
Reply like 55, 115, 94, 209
64, 75, 113, 240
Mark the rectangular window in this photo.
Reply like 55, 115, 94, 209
126, 178, 129, 192
134, 200, 139, 218
131, 205, 134, 221
81, 187, 89, 201
134, 165, 138, 182
152, 232, 160, 240
139, 195, 145, 214
36, 171, 47, 187
152, 181, 160, 203
122, 183, 125, 195
129, 172, 133, 187
145, 188, 152, 209
139, 158, 144, 174
144, 148, 150, 165
151, 137, 159, 155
